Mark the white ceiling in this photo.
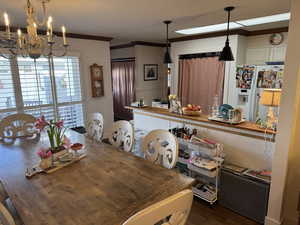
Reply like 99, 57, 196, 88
0, 0, 290, 44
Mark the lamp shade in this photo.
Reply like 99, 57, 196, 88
219, 6, 235, 61
260, 89, 282, 107
219, 40, 234, 61
163, 20, 172, 64
164, 50, 172, 64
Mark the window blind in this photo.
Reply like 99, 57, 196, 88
53, 56, 84, 128
53, 56, 82, 103
0, 55, 84, 128
0, 57, 16, 111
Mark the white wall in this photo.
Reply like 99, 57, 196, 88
134, 45, 167, 104
265, 2, 300, 224
67, 38, 114, 132
111, 47, 135, 59
246, 33, 288, 65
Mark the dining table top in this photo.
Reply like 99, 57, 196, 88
0, 130, 195, 225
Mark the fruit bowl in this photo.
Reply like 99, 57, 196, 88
182, 107, 202, 116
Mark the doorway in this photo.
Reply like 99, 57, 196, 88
111, 58, 135, 121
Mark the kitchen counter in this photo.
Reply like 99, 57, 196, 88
127, 106, 275, 141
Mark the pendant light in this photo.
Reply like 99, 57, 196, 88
219, 6, 235, 61
163, 20, 172, 64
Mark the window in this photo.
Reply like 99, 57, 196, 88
0, 57, 16, 111
0, 55, 84, 128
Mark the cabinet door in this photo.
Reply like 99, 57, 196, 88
246, 48, 270, 65
270, 46, 287, 62
219, 170, 270, 224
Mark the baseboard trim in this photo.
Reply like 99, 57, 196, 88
283, 217, 298, 225
265, 216, 282, 225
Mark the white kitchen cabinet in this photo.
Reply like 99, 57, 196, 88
246, 48, 271, 65
246, 46, 287, 65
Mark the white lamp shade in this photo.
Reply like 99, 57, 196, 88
260, 89, 282, 107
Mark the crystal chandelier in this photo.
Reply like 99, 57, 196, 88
0, 0, 68, 59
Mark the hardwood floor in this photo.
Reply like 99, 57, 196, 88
187, 198, 260, 225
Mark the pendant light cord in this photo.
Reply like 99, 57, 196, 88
166, 23, 169, 49
226, 9, 231, 42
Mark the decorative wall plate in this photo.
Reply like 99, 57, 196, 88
270, 33, 284, 45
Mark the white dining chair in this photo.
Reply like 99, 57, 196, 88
0, 181, 8, 203
0, 113, 38, 142
142, 129, 178, 169
0, 202, 16, 225
122, 189, 193, 225
86, 112, 104, 143
110, 120, 134, 152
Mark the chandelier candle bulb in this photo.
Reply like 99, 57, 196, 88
62, 26, 67, 45
47, 16, 53, 41
17, 29, 22, 48
3, 12, 11, 39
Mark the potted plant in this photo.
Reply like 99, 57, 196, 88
35, 116, 69, 160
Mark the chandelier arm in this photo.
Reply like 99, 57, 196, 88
42, 42, 54, 58
36, 0, 48, 26
51, 45, 69, 57
20, 48, 28, 58
28, 0, 48, 27
0, 53, 15, 60
8, 48, 18, 57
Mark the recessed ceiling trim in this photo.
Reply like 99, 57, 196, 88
176, 13, 290, 35
236, 13, 290, 27
176, 22, 242, 35
170, 27, 289, 43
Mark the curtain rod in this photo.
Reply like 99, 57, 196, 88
179, 52, 221, 60
111, 57, 135, 62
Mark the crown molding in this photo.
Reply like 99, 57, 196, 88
110, 41, 166, 50
0, 26, 113, 42
169, 27, 289, 43
246, 27, 289, 36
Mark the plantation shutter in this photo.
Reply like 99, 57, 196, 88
0, 56, 17, 119
53, 56, 84, 128
17, 56, 55, 120
0, 55, 84, 128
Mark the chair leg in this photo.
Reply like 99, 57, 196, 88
4, 199, 24, 225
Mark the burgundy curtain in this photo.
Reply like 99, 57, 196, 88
111, 61, 135, 120
178, 57, 225, 114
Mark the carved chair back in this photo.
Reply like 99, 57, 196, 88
86, 112, 104, 143
122, 189, 193, 225
110, 120, 134, 152
142, 129, 178, 169
0, 114, 38, 142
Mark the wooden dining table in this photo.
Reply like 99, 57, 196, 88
0, 130, 194, 225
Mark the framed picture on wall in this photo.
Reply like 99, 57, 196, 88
144, 64, 158, 81
90, 63, 104, 97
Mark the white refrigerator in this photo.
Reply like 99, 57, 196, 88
235, 65, 284, 121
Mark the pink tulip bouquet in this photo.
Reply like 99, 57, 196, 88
37, 147, 52, 159
35, 116, 67, 153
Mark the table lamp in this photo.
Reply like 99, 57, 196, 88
259, 89, 281, 129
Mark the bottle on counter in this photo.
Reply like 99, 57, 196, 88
211, 95, 220, 118
138, 98, 144, 107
